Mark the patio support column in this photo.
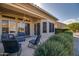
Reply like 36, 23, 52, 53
15, 17, 19, 35
40, 20, 42, 36
30, 22, 34, 36
23, 18, 26, 33
47, 21, 49, 34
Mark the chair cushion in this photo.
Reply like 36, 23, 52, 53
18, 32, 26, 36
16, 32, 26, 42
16, 36, 26, 42
29, 35, 41, 45
29, 40, 35, 44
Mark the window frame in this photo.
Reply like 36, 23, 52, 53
49, 22, 54, 32
43, 22, 47, 33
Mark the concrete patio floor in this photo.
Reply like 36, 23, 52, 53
0, 34, 50, 56
20, 34, 51, 56
20, 37, 35, 56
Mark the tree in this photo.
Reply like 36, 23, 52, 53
68, 23, 79, 32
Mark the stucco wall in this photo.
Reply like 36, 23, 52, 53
30, 19, 55, 43
40, 19, 55, 43
0, 15, 55, 44
28, 19, 55, 43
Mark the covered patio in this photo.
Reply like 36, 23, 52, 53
0, 3, 57, 56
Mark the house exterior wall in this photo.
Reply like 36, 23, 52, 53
55, 22, 67, 29
29, 18, 55, 43
40, 19, 55, 43
17, 18, 55, 43
0, 13, 56, 44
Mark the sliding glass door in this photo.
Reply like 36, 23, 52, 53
34, 23, 40, 35
25, 23, 30, 36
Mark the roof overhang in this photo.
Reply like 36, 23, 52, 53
0, 3, 58, 21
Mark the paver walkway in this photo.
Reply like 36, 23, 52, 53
74, 33, 79, 56
74, 37, 79, 56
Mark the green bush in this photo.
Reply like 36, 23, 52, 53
55, 29, 71, 34
64, 32, 73, 36
34, 41, 68, 56
50, 33, 73, 55
34, 33, 73, 56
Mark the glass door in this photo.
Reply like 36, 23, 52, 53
2, 20, 9, 34
34, 23, 40, 35
25, 23, 30, 36
34, 24, 36, 35
37, 23, 40, 35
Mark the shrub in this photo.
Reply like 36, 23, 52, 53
64, 32, 73, 36
34, 41, 67, 56
34, 33, 73, 56
55, 29, 71, 34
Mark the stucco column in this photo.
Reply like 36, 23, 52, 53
15, 18, 19, 35
30, 21, 37, 36
47, 21, 49, 34
22, 20, 25, 33
40, 20, 42, 35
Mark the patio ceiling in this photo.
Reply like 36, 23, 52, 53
0, 3, 58, 21
0, 3, 44, 19
0, 5, 42, 21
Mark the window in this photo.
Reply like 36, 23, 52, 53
37, 23, 40, 35
49, 22, 54, 32
2, 20, 16, 34
43, 22, 47, 33
25, 23, 30, 35
34, 24, 36, 35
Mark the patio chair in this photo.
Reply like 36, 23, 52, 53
1, 34, 22, 56
16, 32, 26, 42
28, 35, 41, 48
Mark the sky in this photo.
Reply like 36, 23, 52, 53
35, 3, 79, 24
